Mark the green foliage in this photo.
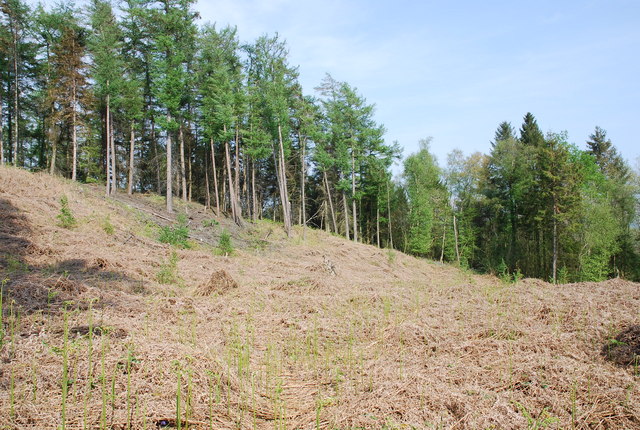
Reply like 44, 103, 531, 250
216, 230, 234, 256
102, 216, 114, 235
403, 138, 445, 257
202, 218, 219, 227
158, 214, 190, 248
157, 251, 179, 285
57, 195, 77, 229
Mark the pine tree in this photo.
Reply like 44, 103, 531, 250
492, 121, 515, 147
89, 0, 125, 193
245, 34, 298, 235
1, 0, 30, 166
520, 112, 544, 147
48, 24, 91, 180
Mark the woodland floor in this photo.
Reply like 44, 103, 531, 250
0, 165, 639, 429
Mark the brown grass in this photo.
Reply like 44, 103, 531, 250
0, 165, 639, 429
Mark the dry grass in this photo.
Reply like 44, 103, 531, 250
0, 165, 639, 429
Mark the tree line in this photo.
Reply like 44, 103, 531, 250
1, 0, 638, 282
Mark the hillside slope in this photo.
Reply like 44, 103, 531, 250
1, 165, 639, 429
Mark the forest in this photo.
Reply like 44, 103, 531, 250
1, 0, 638, 282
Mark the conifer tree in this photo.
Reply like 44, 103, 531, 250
48, 23, 91, 180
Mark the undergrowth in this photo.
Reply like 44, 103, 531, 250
159, 214, 191, 248
216, 230, 234, 256
57, 195, 77, 229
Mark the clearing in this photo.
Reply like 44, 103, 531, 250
0, 165, 639, 429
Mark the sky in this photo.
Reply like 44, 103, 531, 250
25, 0, 640, 171
194, 0, 640, 170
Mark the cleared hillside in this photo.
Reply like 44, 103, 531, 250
0, 165, 639, 429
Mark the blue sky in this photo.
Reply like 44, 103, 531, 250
198, 0, 640, 170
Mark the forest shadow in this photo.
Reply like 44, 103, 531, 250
0, 197, 140, 314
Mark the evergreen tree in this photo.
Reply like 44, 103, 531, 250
520, 112, 544, 147
492, 121, 515, 146
48, 23, 92, 180
88, 0, 125, 191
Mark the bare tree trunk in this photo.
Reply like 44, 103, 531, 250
179, 124, 187, 200
105, 93, 110, 196
71, 74, 77, 181
50, 134, 57, 175
0, 87, 3, 165
204, 151, 210, 210
351, 151, 357, 242
225, 131, 242, 226
110, 113, 116, 193
210, 138, 220, 216
187, 121, 193, 202
234, 126, 240, 204
127, 121, 135, 195
166, 114, 173, 213
453, 214, 460, 265
251, 158, 258, 222
552, 202, 558, 283
323, 171, 338, 234
387, 181, 394, 249
301, 136, 307, 240
12, 25, 18, 166
440, 222, 446, 263
376, 206, 380, 248
277, 124, 291, 236
342, 190, 350, 240
151, 118, 161, 194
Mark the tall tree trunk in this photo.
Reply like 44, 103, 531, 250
342, 190, 350, 240
234, 126, 240, 204
224, 128, 242, 226
12, 25, 18, 166
166, 114, 173, 212
440, 222, 446, 263
453, 214, 461, 265
187, 120, 193, 202
50, 133, 57, 175
179, 124, 187, 200
105, 93, 111, 196
110, 112, 116, 192
277, 124, 291, 236
323, 171, 338, 234
151, 117, 161, 194
210, 138, 220, 216
552, 202, 558, 284
1, 82, 4, 165
351, 150, 357, 242
376, 206, 380, 248
71, 74, 77, 181
301, 136, 307, 240
387, 181, 394, 249
204, 149, 210, 210
127, 121, 135, 195
251, 158, 258, 222
509, 193, 517, 270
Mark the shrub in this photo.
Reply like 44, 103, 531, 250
202, 218, 219, 227
102, 216, 115, 235
158, 214, 190, 248
216, 230, 233, 256
57, 196, 77, 229
157, 252, 179, 284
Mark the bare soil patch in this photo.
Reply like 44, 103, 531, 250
1, 166, 639, 429
603, 325, 640, 366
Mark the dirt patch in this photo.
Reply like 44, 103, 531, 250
602, 325, 640, 366
194, 269, 238, 296
273, 276, 326, 291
